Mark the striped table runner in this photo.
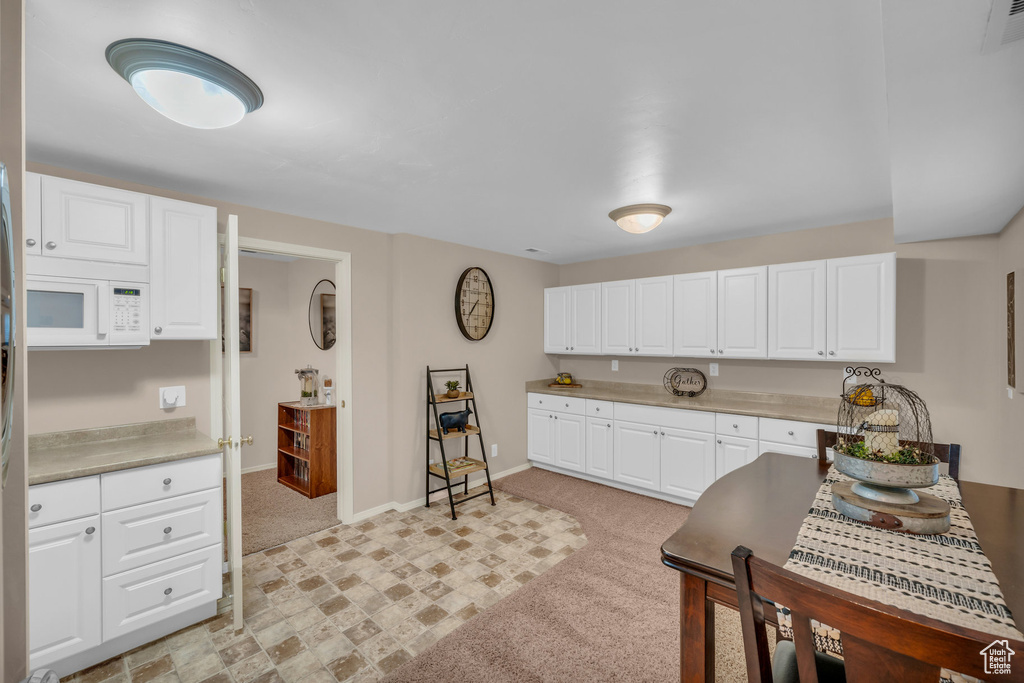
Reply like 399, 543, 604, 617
775, 466, 1022, 680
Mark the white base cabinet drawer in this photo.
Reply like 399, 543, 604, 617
102, 487, 222, 575
759, 441, 818, 460
103, 544, 222, 641
585, 399, 613, 419
614, 402, 716, 434
716, 413, 759, 440
758, 418, 826, 447
527, 393, 585, 415
102, 453, 221, 511
29, 515, 102, 670
29, 476, 100, 529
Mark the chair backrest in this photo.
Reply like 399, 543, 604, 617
815, 429, 961, 481
731, 546, 1023, 683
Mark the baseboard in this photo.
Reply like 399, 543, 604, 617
241, 463, 276, 475
530, 462, 696, 507
348, 462, 533, 523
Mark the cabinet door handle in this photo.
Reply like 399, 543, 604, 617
25, 238, 36, 247
828, 351, 835, 356
163, 526, 172, 535
85, 526, 95, 535
164, 587, 173, 596
817, 351, 824, 356
30, 503, 41, 512
717, 439, 722, 444
554, 415, 558, 420
570, 346, 574, 351
607, 423, 611, 428
565, 346, 569, 351
45, 241, 57, 250
154, 326, 163, 335
653, 430, 658, 435
710, 349, 715, 354
163, 477, 172, 486
719, 349, 724, 354
660, 432, 665, 436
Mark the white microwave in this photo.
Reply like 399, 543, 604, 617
26, 275, 149, 349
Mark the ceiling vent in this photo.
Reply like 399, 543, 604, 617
524, 247, 549, 254
983, 0, 1024, 52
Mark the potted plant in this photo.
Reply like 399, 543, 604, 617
445, 380, 461, 399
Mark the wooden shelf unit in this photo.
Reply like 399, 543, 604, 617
277, 402, 337, 498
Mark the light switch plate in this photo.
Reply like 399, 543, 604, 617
160, 385, 186, 409
709, 363, 719, 377
611, 360, 619, 371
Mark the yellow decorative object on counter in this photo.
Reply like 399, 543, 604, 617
555, 373, 574, 385
846, 386, 875, 406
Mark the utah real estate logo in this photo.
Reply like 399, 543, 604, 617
981, 639, 1015, 675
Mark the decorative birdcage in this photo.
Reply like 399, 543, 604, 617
836, 367, 934, 465
831, 367, 949, 535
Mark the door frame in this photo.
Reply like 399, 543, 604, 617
209, 237, 355, 525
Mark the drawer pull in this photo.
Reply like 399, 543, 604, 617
788, 431, 795, 436
595, 407, 600, 412
565, 403, 569, 408
607, 423, 611, 428
30, 503, 41, 512
732, 423, 738, 429
163, 526, 172, 535
164, 587, 173, 596
85, 526, 95, 535
163, 478, 172, 486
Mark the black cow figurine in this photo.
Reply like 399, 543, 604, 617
439, 407, 473, 435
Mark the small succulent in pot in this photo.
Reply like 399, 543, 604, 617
445, 380, 461, 399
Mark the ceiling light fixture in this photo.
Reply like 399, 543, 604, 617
106, 39, 263, 129
608, 203, 672, 234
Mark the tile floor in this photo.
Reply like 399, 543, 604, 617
62, 487, 587, 683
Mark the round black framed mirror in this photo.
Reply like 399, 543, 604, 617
308, 279, 336, 350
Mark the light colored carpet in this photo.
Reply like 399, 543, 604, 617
382, 467, 763, 683
241, 468, 341, 555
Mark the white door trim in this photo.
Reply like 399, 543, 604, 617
210, 236, 355, 525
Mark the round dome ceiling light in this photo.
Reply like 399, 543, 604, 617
608, 203, 672, 234
106, 39, 263, 129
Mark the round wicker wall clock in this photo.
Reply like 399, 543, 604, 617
455, 267, 494, 341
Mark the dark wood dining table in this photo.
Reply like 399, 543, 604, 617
660, 452, 1024, 682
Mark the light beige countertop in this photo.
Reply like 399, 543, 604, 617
525, 379, 841, 424
28, 417, 222, 486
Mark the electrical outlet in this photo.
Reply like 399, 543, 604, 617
709, 363, 719, 377
491, 444, 498, 459
612, 360, 619, 371
1009, 387, 1014, 400
159, 386, 186, 409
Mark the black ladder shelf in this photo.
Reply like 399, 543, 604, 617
426, 364, 496, 520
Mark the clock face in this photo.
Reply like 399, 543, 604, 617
455, 267, 494, 341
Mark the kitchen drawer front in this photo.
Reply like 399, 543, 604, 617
528, 393, 585, 415
758, 418, 825, 448
716, 413, 759, 440
585, 399, 614, 418
101, 453, 222, 511
103, 543, 222, 640
614, 402, 716, 433
759, 441, 819, 460
28, 476, 100, 529
102, 487, 222, 576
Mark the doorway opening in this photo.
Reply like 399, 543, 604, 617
211, 226, 353, 628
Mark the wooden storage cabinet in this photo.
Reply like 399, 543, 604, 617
278, 402, 337, 498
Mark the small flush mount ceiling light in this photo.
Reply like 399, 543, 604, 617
608, 203, 672, 234
106, 38, 263, 129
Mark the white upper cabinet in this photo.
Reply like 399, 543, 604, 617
543, 286, 571, 353
717, 266, 767, 358
150, 197, 218, 340
634, 276, 673, 355
768, 260, 826, 360
673, 271, 717, 358
39, 175, 148, 265
25, 172, 42, 255
826, 253, 896, 362
602, 280, 636, 354
570, 283, 602, 354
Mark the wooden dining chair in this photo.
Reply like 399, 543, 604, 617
814, 429, 961, 481
731, 546, 1024, 683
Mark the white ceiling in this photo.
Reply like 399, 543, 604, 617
22, 1, 1024, 264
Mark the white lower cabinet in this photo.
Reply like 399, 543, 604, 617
527, 409, 555, 465
613, 421, 661, 489
28, 514, 102, 668
660, 428, 716, 500
29, 455, 222, 676
585, 417, 613, 479
716, 435, 759, 478
553, 413, 586, 473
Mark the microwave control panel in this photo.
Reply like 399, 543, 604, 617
110, 282, 149, 345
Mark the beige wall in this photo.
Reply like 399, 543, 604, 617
1, 0, 28, 674
25, 162, 558, 514
238, 255, 337, 472
559, 218, 1014, 488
